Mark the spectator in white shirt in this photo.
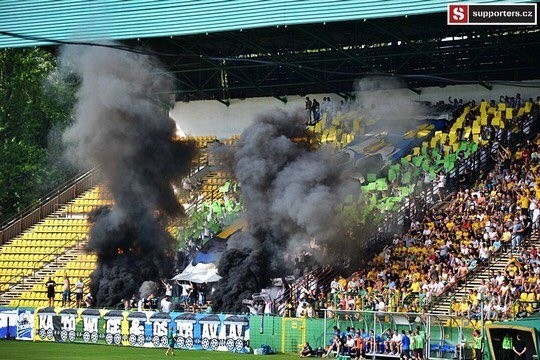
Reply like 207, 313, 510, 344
161, 296, 172, 313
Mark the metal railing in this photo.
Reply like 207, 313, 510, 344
0, 169, 100, 245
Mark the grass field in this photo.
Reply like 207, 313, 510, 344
0, 341, 299, 360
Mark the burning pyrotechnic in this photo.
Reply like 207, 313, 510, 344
62, 44, 195, 307
212, 109, 355, 312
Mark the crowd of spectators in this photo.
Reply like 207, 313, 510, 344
305, 96, 351, 125
283, 95, 540, 321
116, 280, 213, 314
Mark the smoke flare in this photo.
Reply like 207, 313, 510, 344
61, 44, 195, 307
212, 110, 354, 312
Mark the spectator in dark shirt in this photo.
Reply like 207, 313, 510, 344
311, 99, 320, 125
46, 277, 56, 307
305, 97, 312, 123
513, 334, 527, 359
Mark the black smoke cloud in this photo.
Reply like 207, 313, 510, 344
212, 110, 355, 312
61, 44, 195, 307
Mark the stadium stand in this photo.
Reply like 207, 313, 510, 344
0, 92, 537, 318
0, 186, 110, 306
276, 95, 540, 323
0, 136, 240, 307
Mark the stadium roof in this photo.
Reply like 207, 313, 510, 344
0, 0, 533, 48
0, 0, 538, 102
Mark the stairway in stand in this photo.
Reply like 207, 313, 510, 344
429, 229, 540, 315
0, 185, 110, 307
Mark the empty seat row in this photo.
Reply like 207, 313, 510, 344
9, 299, 48, 307
0, 254, 44, 261
0, 239, 73, 250
65, 205, 103, 213
1, 246, 66, 255
77, 254, 97, 262
0, 275, 22, 284
43, 218, 89, 226
33, 225, 89, 233
65, 261, 96, 270
9, 238, 80, 247
73, 199, 110, 206
0, 261, 41, 269
1, 268, 31, 276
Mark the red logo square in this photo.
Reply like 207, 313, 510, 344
448, 4, 469, 24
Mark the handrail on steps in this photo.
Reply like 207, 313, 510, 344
0, 169, 98, 245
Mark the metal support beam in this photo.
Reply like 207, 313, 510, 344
225, 32, 351, 99
216, 99, 230, 107
368, 20, 462, 75
479, 82, 492, 90
274, 96, 287, 104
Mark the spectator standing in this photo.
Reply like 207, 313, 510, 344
74, 278, 84, 308
161, 296, 172, 313
501, 333, 513, 360
177, 280, 192, 304
513, 334, 527, 360
165, 326, 176, 356
512, 219, 524, 249
305, 97, 312, 123
311, 99, 320, 124
436, 172, 446, 202
198, 283, 207, 305
401, 330, 411, 360
472, 329, 483, 360
62, 275, 70, 307
413, 329, 426, 360
46, 277, 56, 307
327, 97, 334, 118
162, 280, 173, 298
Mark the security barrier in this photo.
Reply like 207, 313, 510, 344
0, 307, 249, 351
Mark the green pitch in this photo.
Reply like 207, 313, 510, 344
1, 341, 299, 359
